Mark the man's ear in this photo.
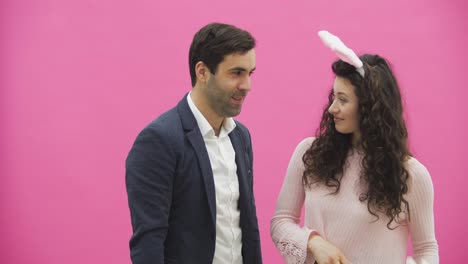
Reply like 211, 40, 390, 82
195, 61, 209, 83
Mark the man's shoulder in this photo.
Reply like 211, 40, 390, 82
137, 105, 184, 141
147, 106, 179, 128
233, 119, 250, 135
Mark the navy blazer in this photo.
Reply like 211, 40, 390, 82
126, 94, 262, 264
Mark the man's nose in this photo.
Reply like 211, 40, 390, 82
238, 76, 252, 91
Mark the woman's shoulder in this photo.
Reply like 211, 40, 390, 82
405, 156, 434, 190
294, 137, 316, 152
406, 157, 429, 175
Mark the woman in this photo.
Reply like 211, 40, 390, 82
270, 31, 438, 264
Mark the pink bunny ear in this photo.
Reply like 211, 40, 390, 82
318, 30, 365, 77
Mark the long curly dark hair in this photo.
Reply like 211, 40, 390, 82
302, 54, 411, 229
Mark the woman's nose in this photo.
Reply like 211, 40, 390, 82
328, 101, 338, 114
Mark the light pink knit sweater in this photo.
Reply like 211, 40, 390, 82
271, 138, 439, 264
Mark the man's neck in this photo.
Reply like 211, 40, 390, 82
190, 89, 224, 136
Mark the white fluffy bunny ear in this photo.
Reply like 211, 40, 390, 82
318, 30, 365, 77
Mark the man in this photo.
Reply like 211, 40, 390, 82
125, 23, 262, 264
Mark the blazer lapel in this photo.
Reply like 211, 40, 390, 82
229, 128, 251, 220
177, 95, 216, 225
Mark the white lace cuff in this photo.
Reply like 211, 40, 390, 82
276, 238, 307, 264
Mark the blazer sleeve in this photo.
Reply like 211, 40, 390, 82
125, 124, 177, 264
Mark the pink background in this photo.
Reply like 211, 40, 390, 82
2, 0, 467, 263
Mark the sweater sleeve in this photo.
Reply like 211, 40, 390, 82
270, 138, 317, 264
406, 159, 439, 264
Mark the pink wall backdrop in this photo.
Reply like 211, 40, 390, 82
2, 0, 467, 263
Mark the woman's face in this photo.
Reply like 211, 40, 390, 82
328, 76, 360, 142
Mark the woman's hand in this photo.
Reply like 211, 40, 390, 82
307, 234, 350, 264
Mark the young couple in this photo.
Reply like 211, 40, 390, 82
125, 23, 438, 264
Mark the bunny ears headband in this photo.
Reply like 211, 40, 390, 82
318, 30, 365, 77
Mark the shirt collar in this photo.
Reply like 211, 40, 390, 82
187, 92, 236, 138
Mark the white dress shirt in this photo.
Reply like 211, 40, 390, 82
187, 93, 243, 264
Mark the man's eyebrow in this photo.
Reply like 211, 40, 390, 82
229, 67, 247, 71
229, 67, 256, 72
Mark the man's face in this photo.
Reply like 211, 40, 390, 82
204, 49, 256, 118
